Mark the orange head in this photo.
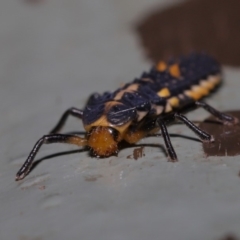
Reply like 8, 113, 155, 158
87, 126, 121, 157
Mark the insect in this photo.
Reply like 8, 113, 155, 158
15, 53, 238, 180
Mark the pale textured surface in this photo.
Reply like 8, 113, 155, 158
1, 0, 240, 240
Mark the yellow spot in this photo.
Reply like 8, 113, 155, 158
192, 85, 209, 97
208, 75, 221, 85
156, 61, 167, 72
200, 80, 215, 90
184, 90, 202, 101
168, 97, 179, 107
199, 75, 221, 92
169, 64, 181, 78
158, 88, 171, 97
84, 101, 133, 135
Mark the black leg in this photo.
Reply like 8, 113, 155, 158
50, 107, 83, 133
174, 112, 214, 142
15, 134, 87, 181
195, 101, 238, 125
157, 119, 178, 162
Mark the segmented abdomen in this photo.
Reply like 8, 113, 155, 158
83, 53, 221, 128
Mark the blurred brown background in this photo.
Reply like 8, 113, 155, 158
136, 0, 240, 66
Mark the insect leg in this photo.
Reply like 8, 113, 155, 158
174, 112, 214, 142
15, 134, 87, 181
195, 101, 238, 125
50, 107, 83, 133
157, 119, 178, 162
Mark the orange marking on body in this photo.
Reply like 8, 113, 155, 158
169, 64, 181, 78
200, 80, 215, 90
208, 75, 221, 85
84, 102, 133, 134
84, 116, 109, 131
158, 88, 171, 97
168, 97, 179, 107
156, 61, 167, 72
114, 84, 139, 101
184, 90, 202, 101
192, 85, 209, 97
84, 115, 132, 135
124, 130, 146, 144
200, 75, 221, 91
